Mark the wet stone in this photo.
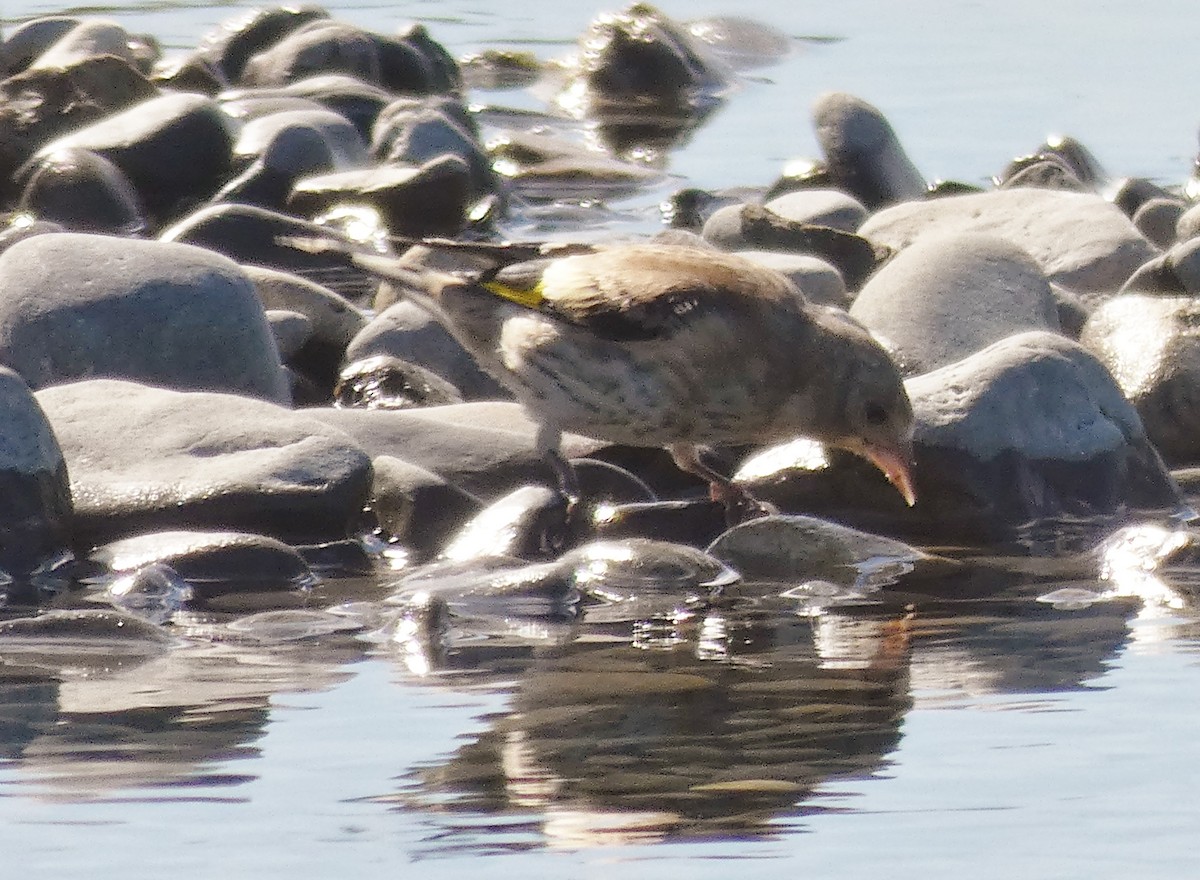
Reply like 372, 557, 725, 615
335, 355, 464, 410
369, 454, 482, 560
440, 485, 573, 562
196, 5, 330, 84
16, 146, 147, 235
36, 379, 373, 547
1079, 295, 1200, 465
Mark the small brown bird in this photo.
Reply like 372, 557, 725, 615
350, 240, 916, 514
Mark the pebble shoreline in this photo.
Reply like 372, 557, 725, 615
0, 3, 1195, 635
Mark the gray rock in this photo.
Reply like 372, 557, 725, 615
16, 146, 147, 235
733, 251, 849, 307
1079, 294, 1200, 464
859, 188, 1156, 293
243, 263, 367, 397
37, 91, 234, 221
1, 16, 79, 75
1132, 197, 1184, 250
36, 379, 372, 546
370, 104, 496, 201
763, 187, 868, 232
811, 92, 926, 209
849, 232, 1060, 374
239, 19, 381, 87
265, 309, 313, 360
0, 233, 289, 402
904, 331, 1180, 538
29, 19, 140, 70
370, 454, 481, 559
0, 366, 72, 578
307, 401, 603, 499
707, 514, 929, 587
91, 529, 317, 597
231, 107, 367, 170
345, 300, 509, 400
335, 355, 464, 409
1175, 203, 1200, 243
288, 155, 471, 237
0, 55, 157, 185
196, 5, 329, 83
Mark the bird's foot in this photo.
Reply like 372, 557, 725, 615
709, 481, 777, 526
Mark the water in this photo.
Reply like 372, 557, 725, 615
4, 0, 1200, 876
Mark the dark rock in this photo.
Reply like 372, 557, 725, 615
590, 498, 730, 549
344, 300, 509, 399
440, 485, 572, 562
1079, 295, 1200, 464
231, 107, 366, 172
306, 401, 603, 500
370, 103, 496, 201
0, 233, 289, 401
370, 454, 481, 559
288, 155, 472, 237
0, 54, 157, 186
335, 354, 464, 409
1, 16, 79, 75
36, 378, 373, 547
239, 19, 381, 87
1110, 176, 1174, 219
393, 22, 461, 94
811, 91, 926, 209
702, 203, 882, 290
849, 232, 1060, 374
161, 203, 378, 303
16, 147, 147, 235
36, 91, 234, 222
197, 5, 330, 83
0, 366, 73, 581
28, 18, 143, 71
91, 529, 316, 596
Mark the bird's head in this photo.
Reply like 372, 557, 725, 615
784, 307, 917, 505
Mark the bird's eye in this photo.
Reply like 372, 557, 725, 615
864, 402, 889, 425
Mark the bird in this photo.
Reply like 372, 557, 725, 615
322, 238, 917, 517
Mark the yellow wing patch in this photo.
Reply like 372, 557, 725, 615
482, 279, 544, 309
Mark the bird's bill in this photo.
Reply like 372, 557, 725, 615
844, 439, 917, 507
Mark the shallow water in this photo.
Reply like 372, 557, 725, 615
5, 1, 1200, 877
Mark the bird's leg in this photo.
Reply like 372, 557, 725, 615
536, 423, 580, 509
668, 443, 776, 525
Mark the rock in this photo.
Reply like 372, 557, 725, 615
901, 332, 1181, 541
1079, 295, 1200, 464
90, 529, 318, 597
161, 203, 376, 303
29, 18, 142, 71
0, 54, 157, 186
440, 485, 572, 562
0, 233, 289, 401
370, 103, 496, 202
848, 232, 1060, 374
242, 264, 367, 398
265, 309, 313, 361
707, 514, 929, 587
334, 355, 464, 409
288, 155, 471, 237
230, 107, 367, 171
1176, 203, 1200, 243
859, 188, 1156, 293
701, 203, 881, 289
1132, 197, 1184, 250
307, 401, 603, 499
733, 251, 849, 307
196, 5, 329, 83
344, 300, 509, 399
811, 92, 926, 209
370, 454, 481, 559
1119, 237, 1200, 296
239, 19, 381, 87
763, 187, 868, 232
0, 367, 73, 580
16, 146, 147, 235
1, 16, 80, 75
36, 379, 373, 547
36, 91, 233, 222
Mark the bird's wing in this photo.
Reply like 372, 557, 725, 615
483, 245, 801, 342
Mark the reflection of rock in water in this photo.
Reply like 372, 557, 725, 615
0, 635, 363, 800
398, 608, 912, 844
